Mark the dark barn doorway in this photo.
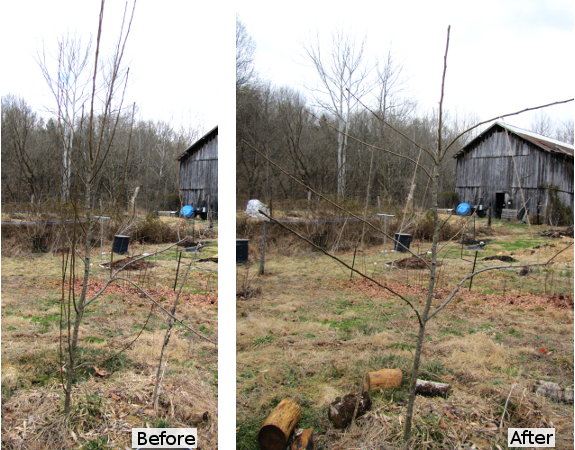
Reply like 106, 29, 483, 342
495, 192, 505, 219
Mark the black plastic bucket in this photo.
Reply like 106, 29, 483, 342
113, 235, 130, 254
394, 233, 412, 252
236, 239, 249, 263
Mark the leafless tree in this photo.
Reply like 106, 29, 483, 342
244, 25, 574, 448
530, 110, 555, 137
302, 28, 372, 198
54, 0, 136, 415
37, 32, 95, 202
556, 118, 574, 144
1, 95, 44, 202
236, 14, 256, 89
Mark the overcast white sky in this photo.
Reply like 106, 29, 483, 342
1, 1, 234, 134
238, 0, 574, 133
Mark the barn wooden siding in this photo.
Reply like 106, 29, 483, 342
178, 126, 218, 211
455, 123, 573, 216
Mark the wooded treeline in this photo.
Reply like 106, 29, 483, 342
1, 94, 199, 212
235, 21, 477, 211
236, 18, 573, 212
237, 82, 474, 209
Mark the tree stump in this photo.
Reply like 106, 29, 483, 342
328, 391, 372, 429
365, 369, 402, 391
258, 398, 302, 450
290, 428, 315, 450
415, 379, 451, 398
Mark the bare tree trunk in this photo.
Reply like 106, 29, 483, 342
360, 148, 375, 247
64, 165, 93, 414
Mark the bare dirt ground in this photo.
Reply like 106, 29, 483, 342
1, 231, 218, 450
236, 219, 574, 450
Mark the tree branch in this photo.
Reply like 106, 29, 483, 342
444, 98, 575, 156
428, 242, 572, 321
260, 210, 423, 327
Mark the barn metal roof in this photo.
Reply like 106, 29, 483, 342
177, 125, 218, 161
455, 121, 574, 158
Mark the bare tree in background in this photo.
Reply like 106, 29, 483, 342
530, 111, 555, 137
37, 32, 95, 202
236, 14, 256, 89
302, 28, 372, 198
556, 118, 574, 144
49, 0, 137, 416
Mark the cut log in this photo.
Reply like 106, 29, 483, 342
290, 428, 315, 450
415, 379, 451, 398
258, 398, 302, 450
328, 391, 372, 429
365, 369, 402, 391
533, 380, 574, 404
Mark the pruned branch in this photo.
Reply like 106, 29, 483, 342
259, 210, 423, 327
344, 90, 437, 164
428, 242, 573, 321
112, 277, 217, 344
85, 239, 186, 307
443, 98, 574, 156
310, 112, 434, 180
243, 139, 431, 269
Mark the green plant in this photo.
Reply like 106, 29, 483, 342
547, 185, 574, 226
80, 392, 103, 418
152, 417, 172, 428
83, 435, 108, 450
250, 332, 274, 347
132, 214, 178, 244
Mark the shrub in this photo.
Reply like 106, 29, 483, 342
131, 214, 178, 244
546, 185, 573, 226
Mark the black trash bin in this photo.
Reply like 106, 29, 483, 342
113, 235, 130, 255
394, 233, 412, 252
236, 239, 249, 263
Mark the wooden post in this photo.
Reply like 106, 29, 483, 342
365, 368, 402, 391
260, 220, 267, 275
174, 251, 182, 291
350, 246, 357, 280
258, 399, 302, 450
487, 202, 492, 227
469, 250, 478, 291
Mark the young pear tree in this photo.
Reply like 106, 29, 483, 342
245, 26, 573, 448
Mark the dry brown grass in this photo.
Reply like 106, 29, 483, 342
236, 218, 573, 450
1, 230, 218, 449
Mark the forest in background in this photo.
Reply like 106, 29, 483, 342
2, 94, 202, 214
236, 17, 574, 212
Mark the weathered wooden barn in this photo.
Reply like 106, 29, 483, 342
177, 126, 218, 217
454, 122, 573, 219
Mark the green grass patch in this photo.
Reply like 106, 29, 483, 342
508, 327, 523, 338
499, 239, 544, 252
28, 313, 61, 333
390, 342, 416, 351
82, 435, 108, 450
250, 332, 274, 347
84, 336, 107, 344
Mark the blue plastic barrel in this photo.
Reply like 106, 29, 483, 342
180, 205, 194, 217
456, 203, 471, 216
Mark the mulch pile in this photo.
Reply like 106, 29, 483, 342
99, 256, 155, 271
483, 255, 516, 262
394, 256, 435, 270
540, 226, 574, 238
